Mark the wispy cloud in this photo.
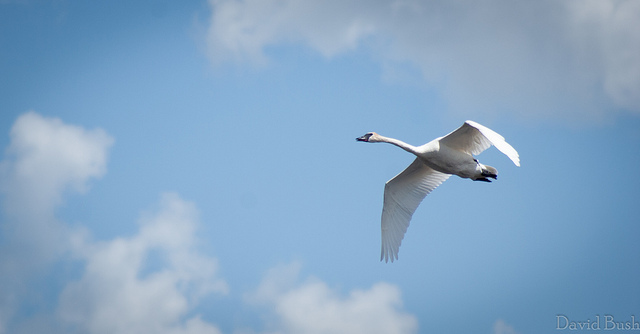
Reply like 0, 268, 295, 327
493, 319, 520, 334
248, 262, 418, 334
0, 112, 113, 333
205, 0, 376, 65
205, 0, 640, 119
1, 111, 112, 228
0, 112, 226, 334
58, 192, 228, 334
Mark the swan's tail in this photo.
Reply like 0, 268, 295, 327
474, 164, 498, 182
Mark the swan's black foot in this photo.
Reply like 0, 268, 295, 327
474, 177, 492, 182
481, 171, 497, 179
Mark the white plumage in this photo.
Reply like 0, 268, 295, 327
357, 121, 520, 263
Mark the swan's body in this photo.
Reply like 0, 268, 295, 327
357, 121, 520, 263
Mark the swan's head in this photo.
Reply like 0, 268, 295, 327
356, 132, 381, 143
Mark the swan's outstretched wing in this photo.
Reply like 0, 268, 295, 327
440, 121, 520, 166
381, 158, 451, 263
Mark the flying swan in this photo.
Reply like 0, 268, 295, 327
357, 121, 520, 263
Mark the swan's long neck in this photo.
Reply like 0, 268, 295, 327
378, 135, 419, 155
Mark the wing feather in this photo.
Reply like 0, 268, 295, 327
439, 120, 520, 166
381, 158, 451, 263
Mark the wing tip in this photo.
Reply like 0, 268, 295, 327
467, 120, 521, 167
380, 247, 397, 263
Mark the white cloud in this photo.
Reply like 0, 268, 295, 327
58, 193, 227, 334
0, 112, 113, 333
493, 319, 520, 334
248, 262, 418, 334
0, 112, 226, 334
206, 0, 376, 64
567, 0, 640, 112
206, 0, 640, 119
1, 111, 113, 221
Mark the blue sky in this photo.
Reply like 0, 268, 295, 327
1, 1, 639, 333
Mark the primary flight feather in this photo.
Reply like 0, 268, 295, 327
357, 121, 520, 263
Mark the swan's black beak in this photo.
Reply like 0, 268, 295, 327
356, 134, 371, 142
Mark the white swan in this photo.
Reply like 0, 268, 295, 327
357, 121, 520, 263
